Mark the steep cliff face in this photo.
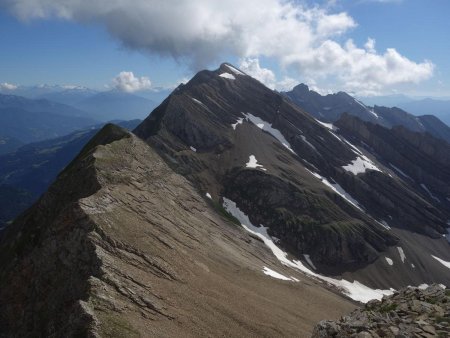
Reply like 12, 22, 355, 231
0, 124, 355, 337
135, 63, 450, 288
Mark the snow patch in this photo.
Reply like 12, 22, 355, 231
219, 72, 236, 80
411, 263, 415, 268
397, 247, 406, 263
231, 117, 244, 130
389, 163, 411, 179
206, 192, 212, 199
420, 184, 440, 203
343, 155, 382, 175
246, 155, 266, 171
304, 254, 317, 270
223, 198, 395, 303
316, 119, 335, 130
445, 225, 450, 244
431, 255, 450, 269
224, 64, 245, 76
300, 135, 318, 152
306, 169, 363, 211
385, 257, 393, 266
190, 146, 197, 152
244, 113, 296, 154
262, 266, 295, 281
379, 220, 391, 231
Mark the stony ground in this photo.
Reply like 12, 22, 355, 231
312, 284, 450, 338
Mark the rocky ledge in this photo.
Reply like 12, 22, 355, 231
312, 284, 449, 338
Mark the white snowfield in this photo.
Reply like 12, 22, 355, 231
385, 257, 394, 266
190, 146, 197, 152
205, 192, 212, 199
245, 155, 266, 171
432, 255, 450, 269
223, 197, 395, 303
244, 113, 296, 154
219, 72, 236, 80
224, 64, 245, 76
343, 155, 382, 175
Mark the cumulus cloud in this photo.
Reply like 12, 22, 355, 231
2, 0, 433, 94
239, 58, 298, 91
0, 82, 18, 90
113, 71, 151, 92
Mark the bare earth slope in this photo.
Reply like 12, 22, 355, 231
0, 124, 354, 337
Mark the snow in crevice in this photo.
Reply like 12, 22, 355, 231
300, 135, 318, 153
379, 220, 391, 231
192, 97, 206, 107
223, 197, 395, 303
305, 169, 363, 212
219, 72, 236, 80
343, 155, 382, 175
389, 163, 411, 180
397, 247, 406, 263
231, 117, 244, 130
246, 155, 267, 171
420, 184, 440, 203
224, 64, 245, 76
304, 254, 317, 270
206, 192, 212, 199
190, 146, 197, 152
262, 266, 296, 281
342, 139, 363, 156
431, 255, 450, 269
315, 119, 335, 130
243, 113, 296, 154
385, 257, 393, 266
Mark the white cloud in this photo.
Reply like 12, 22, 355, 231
0, 82, 18, 91
2, 0, 433, 94
113, 71, 151, 92
239, 58, 298, 91
239, 58, 276, 88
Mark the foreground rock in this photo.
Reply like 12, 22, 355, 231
312, 284, 450, 338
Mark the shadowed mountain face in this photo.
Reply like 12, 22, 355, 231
284, 84, 450, 144
135, 64, 450, 287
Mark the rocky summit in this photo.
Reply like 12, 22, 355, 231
312, 284, 450, 338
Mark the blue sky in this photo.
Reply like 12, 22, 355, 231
0, 0, 449, 96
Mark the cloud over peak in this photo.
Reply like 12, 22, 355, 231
113, 71, 151, 93
0, 82, 18, 91
2, 0, 433, 94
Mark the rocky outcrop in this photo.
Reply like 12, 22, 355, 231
312, 284, 450, 338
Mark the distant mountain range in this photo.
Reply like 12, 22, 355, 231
74, 90, 156, 121
284, 84, 450, 144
